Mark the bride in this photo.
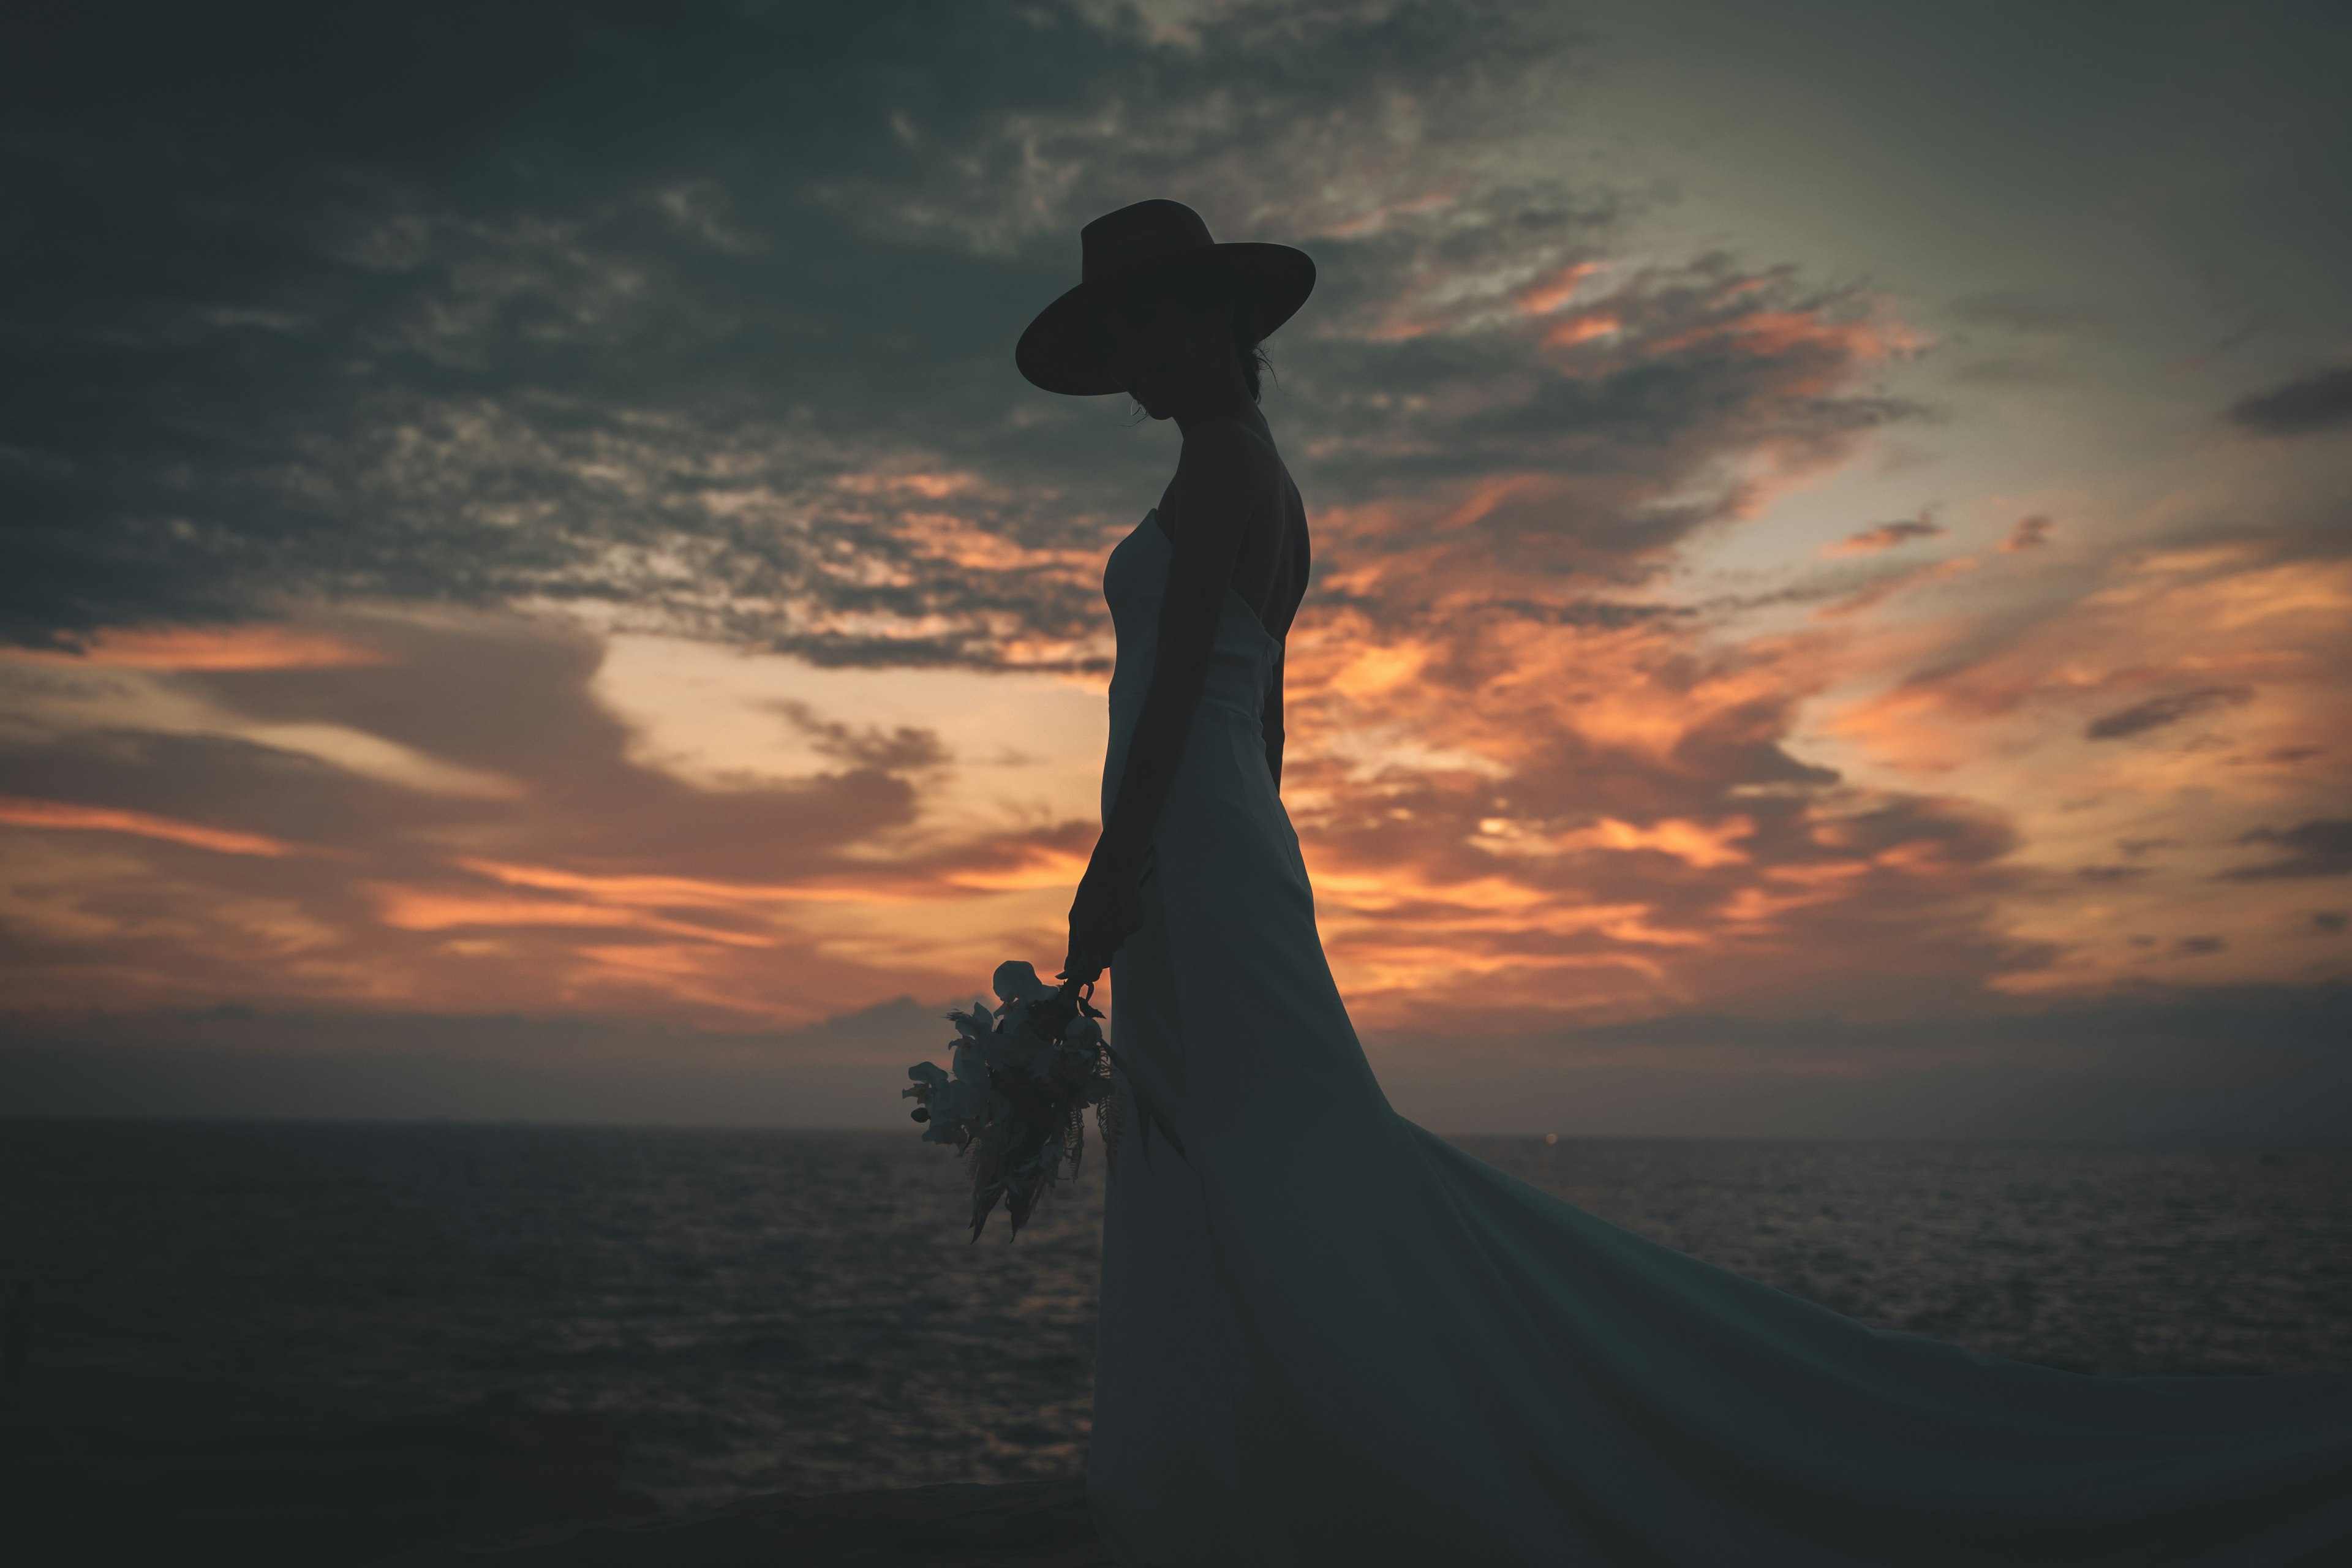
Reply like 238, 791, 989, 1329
1014, 200, 2352, 1568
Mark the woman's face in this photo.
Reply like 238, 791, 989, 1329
1094, 279, 1234, 420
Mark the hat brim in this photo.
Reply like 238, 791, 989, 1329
1015, 242, 1316, 397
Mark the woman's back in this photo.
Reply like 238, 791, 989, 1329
1150, 413, 1310, 639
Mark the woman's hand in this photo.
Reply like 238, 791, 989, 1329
1062, 848, 1144, 986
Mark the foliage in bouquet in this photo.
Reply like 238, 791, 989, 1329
903, 960, 1183, 1241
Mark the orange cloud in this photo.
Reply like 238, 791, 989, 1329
1542, 312, 1622, 349
0, 796, 308, 858
1643, 304, 1925, 398
1802, 529, 2351, 998
6, 625, 388, 670
369, 886, 777, 948
455, 849, 1090, 908
832, 471, 978, 499
942, 844, 1092, 892
1548, 816, 1757, 868
6, 202, 2340, 1056
457, 858, 886, 907
1516, 260, 1605, 315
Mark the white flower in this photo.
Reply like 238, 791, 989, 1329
951, 1037, 986, 1083
992, 960, 1054, 1006
990, 1014, 1054, 1076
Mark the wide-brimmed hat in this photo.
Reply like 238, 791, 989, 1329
1015, 198, 1315, 397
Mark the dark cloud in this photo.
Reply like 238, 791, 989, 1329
2223, 820, 2352, 881
2225, 364, 2352, 437
2082, 685, 2252, 741
1, 0, 1930, 674
6, 0, 1145, 658
771, 701, 949, 774
0, 0, 1585, 665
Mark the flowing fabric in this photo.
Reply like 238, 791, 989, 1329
1084, 510, 2352, 1568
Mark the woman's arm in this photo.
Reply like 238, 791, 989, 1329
1261, 641, 1284, 791
1062, 421, 1265, 982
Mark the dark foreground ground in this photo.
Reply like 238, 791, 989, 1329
2, 1400, 1108, 1567
383, 1479, 1110, 1567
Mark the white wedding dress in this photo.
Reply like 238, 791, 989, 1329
1084, 510, 2352, 1567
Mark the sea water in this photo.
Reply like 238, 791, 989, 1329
2, 1121, 2346, 1510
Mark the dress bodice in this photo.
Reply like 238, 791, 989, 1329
1100, 508, 1279, 821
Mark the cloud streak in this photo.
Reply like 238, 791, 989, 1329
2083, 685, 2254, 742
1827, 519, 1945, 558
0, 796, 312, 859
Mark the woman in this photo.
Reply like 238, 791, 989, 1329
1015, 199, 2352, 1567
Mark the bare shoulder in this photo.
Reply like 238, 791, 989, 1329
1163, 418, 1284, 550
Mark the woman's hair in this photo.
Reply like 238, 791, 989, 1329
1159, 270, 1276, 404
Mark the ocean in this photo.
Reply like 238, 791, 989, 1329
4, 1121, 2348, 1513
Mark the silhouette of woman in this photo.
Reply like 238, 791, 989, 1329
1017, 198, 2352, 1568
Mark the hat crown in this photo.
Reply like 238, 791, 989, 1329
1080, 199, 1216, 286
1017, 197, 1312, 396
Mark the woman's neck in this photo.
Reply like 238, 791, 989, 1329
1174, 395, 1265, 439
1172, 361, 1263, 438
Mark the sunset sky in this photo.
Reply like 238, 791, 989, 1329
4, 0, 2347, 1136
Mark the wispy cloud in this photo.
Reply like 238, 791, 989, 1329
0, 796, 312, 859
1998, 514, 2055, 552
2083, 685, 2253, 741
1826, 518, 1945, 558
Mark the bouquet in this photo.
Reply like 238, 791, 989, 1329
903, 961, 1185, 1241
